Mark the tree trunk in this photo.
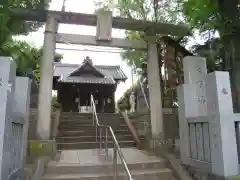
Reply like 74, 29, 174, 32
227, 36, 240, 112
218, 0, 240, 112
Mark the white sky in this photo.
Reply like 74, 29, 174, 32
15, 0, 206, 101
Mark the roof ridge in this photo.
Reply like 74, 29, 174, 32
54, 63, 121, 69
68, 60, 105, 77
96, 65, 120, 68
54, 62, 80, 67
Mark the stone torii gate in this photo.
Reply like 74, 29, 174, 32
11, 9, 189, 140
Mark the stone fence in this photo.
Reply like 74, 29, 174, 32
0, 57, 31, 180
177, 56, 240, 178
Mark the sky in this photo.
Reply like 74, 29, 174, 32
15, 0, 206, 101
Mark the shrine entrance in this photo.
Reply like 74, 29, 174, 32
10, 8, 189, 140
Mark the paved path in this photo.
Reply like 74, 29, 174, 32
51, 147, 165, 165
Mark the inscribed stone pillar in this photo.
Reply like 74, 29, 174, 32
37, 14, 58, 140
0, 57, 16, 180
177, 84, 198, 165
183, 56, 208, 116
146, 35, 164, 138
205, 71, 238, 177
12, 77, 31, 167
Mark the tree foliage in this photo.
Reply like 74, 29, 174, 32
183, 0, 240, 35
192, 37, 225, 72
95, 0, 185, 69
183, 0, 219, 31
52, 95, 61, 109
183, 0, 240, 111
0, 0, 50, 47
0, 38, 63, 81
117, 80, 140, 111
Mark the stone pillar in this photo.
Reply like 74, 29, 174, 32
146, 35, 164, 138
37, 15, 58, 140
183, 56, 208, 116
13, 77, 31, 168
205, 71, 238, 177
0, 57, 16, 180
177, 84, 198, 165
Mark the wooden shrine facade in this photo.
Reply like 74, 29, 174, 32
53, 57, 127, 113
139, 36, 193, 109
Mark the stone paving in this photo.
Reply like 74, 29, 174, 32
50, 147, 165, 165
45, 148, 175, 180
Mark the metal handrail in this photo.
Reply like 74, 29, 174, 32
139, 76, 150, 109
90, 95, 133, 180
132, 61, 149, 110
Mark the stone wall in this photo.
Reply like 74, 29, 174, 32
28, 109, 38, 140
27, 108, 59, 164
181, 165, 240, 180
28, 108, 61, 140
128, 108, 179, 140
136, 94, 149, 113
29, 80, 39, 108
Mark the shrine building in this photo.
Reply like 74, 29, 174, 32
52, 56, 127, 113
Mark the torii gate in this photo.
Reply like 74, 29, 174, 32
11, 9, 189, 140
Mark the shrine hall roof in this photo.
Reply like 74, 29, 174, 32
53, 62, 127, 84
58, 76, 116, 84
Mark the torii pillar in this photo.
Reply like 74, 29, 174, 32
146, 34, 164, 138
37, 14, 58, 140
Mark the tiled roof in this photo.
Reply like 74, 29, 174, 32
96, 66, 127, 80
58, 76, 116, 85
54, 63, 127, 81
54, 63, 79, 77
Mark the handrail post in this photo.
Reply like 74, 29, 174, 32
100, 128, 102, 152
91, 100, 94, 126
95, 124, 98, 142
140, 77, 149, 109
113, 143, 118, 180
105, 127, 108, 159
91, 94, 132, 180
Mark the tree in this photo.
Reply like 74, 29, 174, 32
52, 95, 61, 109
95, 0, 188, 108
0, 38, 63, 81
0, 0, 50, 47
95, 0, 186, 69
192, 37, 225, 72
1, 39, 41, 76
183, 0, 240, 111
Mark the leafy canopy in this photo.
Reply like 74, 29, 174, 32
95, 0, 185, 69
183, 0, 219, 31
1, 38, 63, 80
183, 0, 240, 35
0, 0, 50, 47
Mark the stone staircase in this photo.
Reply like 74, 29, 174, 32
56, 112, 136, 150
44, 148, 174, 180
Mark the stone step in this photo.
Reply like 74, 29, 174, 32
59, 119, 125, 126
58, 129, 132, 137
60, 112, 122, 117
56, 135, 134, 143
46, 160, 167, 175
44, 168, 173, 180
58, 124, 129, 131
60, 114, 123, 120
59, 122, 127, 126
56, 141, 136, 150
